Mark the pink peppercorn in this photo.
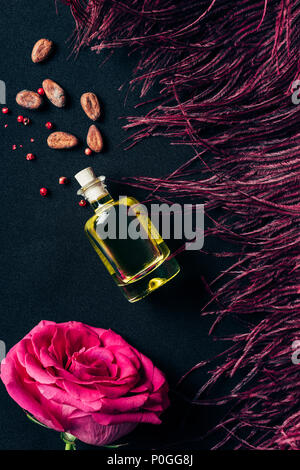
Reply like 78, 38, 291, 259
84, 148, 92, 156
40, 188, 48, 197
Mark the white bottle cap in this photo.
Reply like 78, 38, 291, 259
74, 167, 96, 187
74, 167, 108, 203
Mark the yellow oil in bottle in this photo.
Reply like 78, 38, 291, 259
75, 168, 180, 302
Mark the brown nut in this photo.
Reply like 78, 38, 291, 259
31, 39, 54, 63
87, 125, 103, 153
42, 79, 66, 108
80, 92, 101, 121
16, 90, 43, 110
47, 132, 78, 149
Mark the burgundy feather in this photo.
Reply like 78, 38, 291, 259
62, 0, 300, 449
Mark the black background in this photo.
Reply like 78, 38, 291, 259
0, 0, 237, 450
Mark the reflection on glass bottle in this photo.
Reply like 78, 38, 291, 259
75, 167, 180, 302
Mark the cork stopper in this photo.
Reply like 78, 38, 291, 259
74, 167, 107, 203
74, 167, 96, 187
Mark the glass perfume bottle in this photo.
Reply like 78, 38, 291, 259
75, 167, 180, 303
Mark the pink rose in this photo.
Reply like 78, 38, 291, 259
0, 321, 169, 446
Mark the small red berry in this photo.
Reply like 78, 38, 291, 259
84, 147, 92, 156
23, 117, 30, 126
59, 176, 68, 185
26, 153, 35, 161
40, 187, 48, 197
17, 115, 24, 123
4, 124, 8, 128
2, 107, 9, 114
30, 138, 35, 142
79, 199, 86, 207
12, 144, 17, 150
45, 122, 53, 130
37, 88, 45, 96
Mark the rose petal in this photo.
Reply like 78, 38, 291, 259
65, 324, 100, 356
67, 415, 137, 446
101, 394, 149, 413
1, 355, 64, 431
24, 354, 56, 384
93, 410, 162, 425
36, 383, 101, 412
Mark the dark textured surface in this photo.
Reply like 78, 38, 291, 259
0, 0, 234, 450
